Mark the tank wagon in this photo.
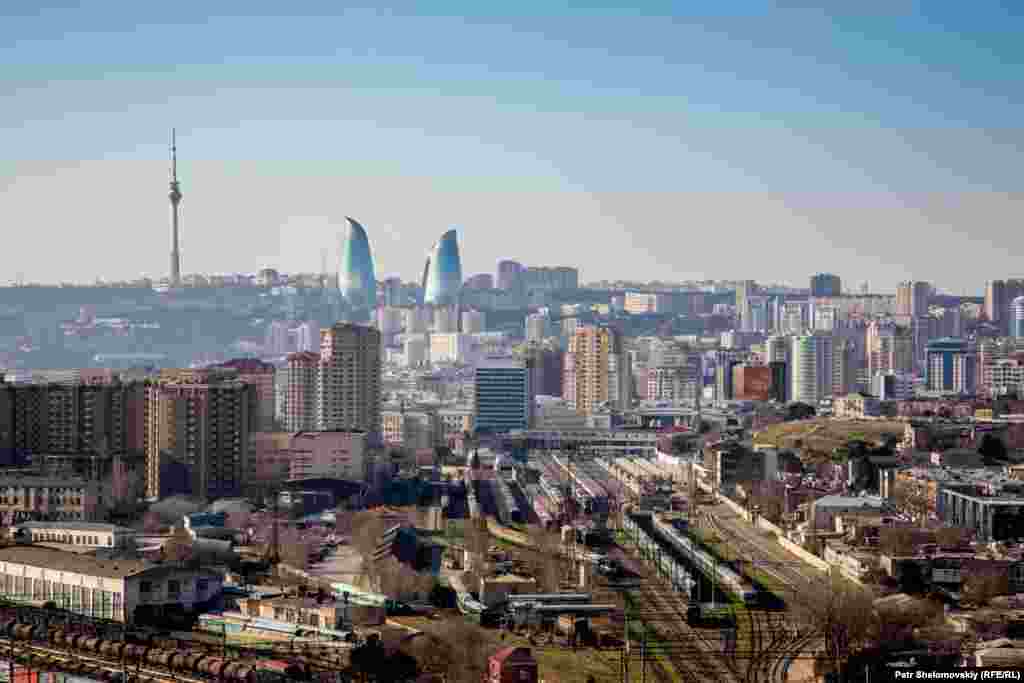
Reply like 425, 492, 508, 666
2, 622, 309, 682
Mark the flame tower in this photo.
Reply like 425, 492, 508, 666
169, 129, 183, 287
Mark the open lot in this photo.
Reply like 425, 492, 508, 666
753, 418, 905, 460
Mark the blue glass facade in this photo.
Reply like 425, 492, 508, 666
925, 337, 969, 393
474, 360, 531, 434
338, 217, 377, 308
422, 229, 462, 305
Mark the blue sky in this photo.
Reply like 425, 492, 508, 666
1, 1, 1022, 292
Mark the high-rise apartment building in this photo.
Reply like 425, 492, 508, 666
518, 342, 563, 398
463, 273, 494, 290
210, 359, 277, 432
896, 281, 931, 318
317, 323, 381, 434
563, 326, 630, 414
284, 351, 319, 431
790, 334, 835, 405
144, 370, 253, 500
925, 338, 975, 394
735, 280, 758, 332
525, 314, 548, 343
1014, 296, 1024, 339
810, 273, 842, 298
474, 359, 533, 434
984, 279, 1024, 333
866, 321, 914, 377
0, 380, 145, 474
461, 310, 485, 334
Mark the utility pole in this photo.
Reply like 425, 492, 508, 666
640, 630, 648, 683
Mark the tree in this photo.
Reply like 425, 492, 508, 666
934, 527, 970, 549
961, 564, 1010, 607
402, 621, 489, 683
878, 528, 916, 557
525, 525, 564, 592
893, 478, 930, 527
803, 574, 876, 679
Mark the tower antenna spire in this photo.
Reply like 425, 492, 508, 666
169, 128, 183, 288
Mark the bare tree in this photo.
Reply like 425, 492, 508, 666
878, 528, 916, 556
525, 525, 563, 592
934, 527, 971, 549
961, 564, 1010, 607
277, 526, 317, 570
402, 620, 489, 683
893, 478, 930, 527
805, 574, 877, 678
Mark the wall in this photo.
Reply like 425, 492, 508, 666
698, 479, 831, 573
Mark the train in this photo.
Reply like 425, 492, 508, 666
649, 516, 758, 605
1, 620, 310, 683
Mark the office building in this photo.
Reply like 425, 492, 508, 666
563, 326, 630, 414
284, 351, 319, 431
338, 217, 377, 309
317, 323, 382, 434
405, 306, 429, 334
647, 365, 699, 403
715, 359, 740, 402
814, 305, 838, 332
810, 273, 842, 298
870, 371, 914, 401
144, 370, 253, 500
896, 281, 930, 318
381, 277, 404, 307
925, 338, 975, 394
781, 302, 808, 335
422, 229, 463, 306
522, 267, 578, 293
474, 359, 533, 434
403, 336, 429, 367
497, 260, 525, 292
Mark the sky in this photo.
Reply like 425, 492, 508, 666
1, 1, 1022, 294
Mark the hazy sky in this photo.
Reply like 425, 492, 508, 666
2, 1, 1022, 293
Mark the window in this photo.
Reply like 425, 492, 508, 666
167, 580, 181, 597
197, 579, 209, 593
139, 581, 152, 593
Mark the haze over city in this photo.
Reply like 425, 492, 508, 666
3, 2, 1023, 291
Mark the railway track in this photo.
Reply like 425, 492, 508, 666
3, 638, 208, 683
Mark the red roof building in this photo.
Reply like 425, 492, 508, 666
488, 646, 538, 683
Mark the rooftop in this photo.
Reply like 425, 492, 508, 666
0, 545, 151, 578
14, 521, 133, 533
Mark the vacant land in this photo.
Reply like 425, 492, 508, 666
753, 418, 905, 460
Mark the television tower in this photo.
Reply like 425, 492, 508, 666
169, 128, 183, 287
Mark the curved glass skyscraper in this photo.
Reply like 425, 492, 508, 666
338, 217, 377, 309
422, 229, 462, 305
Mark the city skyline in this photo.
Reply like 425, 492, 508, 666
2, 3, 1024, 291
